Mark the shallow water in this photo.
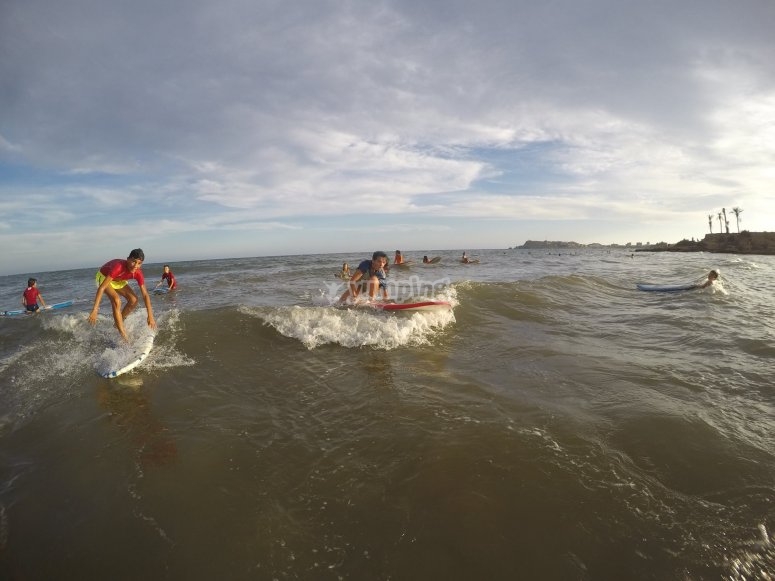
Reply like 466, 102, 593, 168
1, 249, 773, 579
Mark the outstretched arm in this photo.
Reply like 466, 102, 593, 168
340, 270, 364, 302
89, 277, 113, 325
139, 285, 157, 329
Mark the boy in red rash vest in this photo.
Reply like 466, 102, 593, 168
88, 248, 156, 341
157, 264, 177, 290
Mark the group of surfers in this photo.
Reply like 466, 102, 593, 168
18, 249, 177, 342
87, 251, 178, 341
16, 249, 721, 344
336, 250, 720, 305
337, 250, 476, 303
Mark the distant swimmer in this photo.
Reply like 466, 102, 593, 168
22, 278, 47, 314
423, 255, 430, 263
394, 250, 405, 265
637, 270, 720, 292
339, 251, 389, 302
461, 252, 478, 264
337, 262, 351, 279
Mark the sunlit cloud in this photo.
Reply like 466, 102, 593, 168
1, 0, 773, 274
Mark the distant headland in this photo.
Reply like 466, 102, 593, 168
516, 232, 775, 255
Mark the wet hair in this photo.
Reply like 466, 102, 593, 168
27, 278, 36, 287
372, 251, 388, 260
709, 270, 719, 278
128, 248, 145, 261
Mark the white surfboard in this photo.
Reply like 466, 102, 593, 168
98, 332, 155, 378
636, 283, 696, 292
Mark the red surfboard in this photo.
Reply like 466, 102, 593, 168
371, 300, 452, 313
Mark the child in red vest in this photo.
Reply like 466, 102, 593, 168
22, 278, 47, 313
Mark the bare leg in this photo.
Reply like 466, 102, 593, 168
367, 277, 380, 299
104, 287, 129, 341
118, 286, 138, 319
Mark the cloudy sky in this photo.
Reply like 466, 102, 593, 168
1, 0, 773, 275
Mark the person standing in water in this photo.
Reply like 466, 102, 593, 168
156, 264, 177, 290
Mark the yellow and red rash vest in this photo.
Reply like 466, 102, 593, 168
99, 259, 145, 286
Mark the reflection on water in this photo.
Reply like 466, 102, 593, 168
97, 381, 177, 469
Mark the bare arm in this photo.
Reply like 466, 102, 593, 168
139, 285, 157, 329
88, 277, 113, 325
339, 270, 364, 302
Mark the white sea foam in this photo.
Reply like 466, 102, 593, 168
249, 301, 456, 350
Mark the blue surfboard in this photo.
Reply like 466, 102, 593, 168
1, 300, 75, 316
636, 283, 696, 292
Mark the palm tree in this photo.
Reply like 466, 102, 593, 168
717, 212, 723, 232
708, 214, 713, 233
722, 208, 729, 233
731, 207, 743, 232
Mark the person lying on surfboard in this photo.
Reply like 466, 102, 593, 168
339, 251, 389, 302
22, 278, 47, 313
155, 264, 177, 290
88, 248, 156, 342
695, 270, 719, 289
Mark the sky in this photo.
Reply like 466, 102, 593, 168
1, 0, 774, 276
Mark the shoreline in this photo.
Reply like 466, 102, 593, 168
636, 232, 775, 255
519, 232, 775, 256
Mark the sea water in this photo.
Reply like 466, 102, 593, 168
0, 248, 773, 579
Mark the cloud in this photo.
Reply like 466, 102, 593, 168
1, 0, 774, 275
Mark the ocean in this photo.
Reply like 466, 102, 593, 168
0, 248, 773, 580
